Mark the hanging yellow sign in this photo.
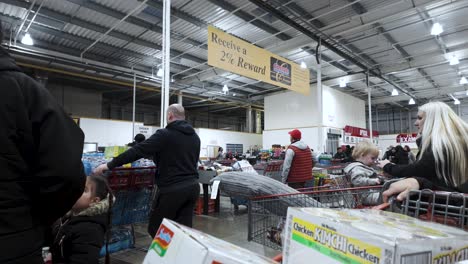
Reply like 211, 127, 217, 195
207, 25, 310, 95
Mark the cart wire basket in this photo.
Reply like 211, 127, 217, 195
402, 189, 468, 230
247, 185, 383, 250
106, 167, 156, 225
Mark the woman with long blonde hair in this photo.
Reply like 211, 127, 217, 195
379, 101, 468, 200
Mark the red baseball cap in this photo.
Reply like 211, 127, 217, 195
288, 129, 301, 140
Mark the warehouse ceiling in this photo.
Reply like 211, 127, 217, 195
1, 0, 468, 113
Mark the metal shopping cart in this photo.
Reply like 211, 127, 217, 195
247, 185, 383, 250
268, 188, 468, 263
401, 189, 468, 230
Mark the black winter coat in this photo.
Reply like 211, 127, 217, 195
0, 47, 85, 262
51, 213, 107, 264
108, 120, 200, 192
392, 149, 409, 165
383, 138, 468, 193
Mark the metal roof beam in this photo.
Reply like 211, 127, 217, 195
146, 0, 206, 28
65, 0, 204, 48
4, 0, 205, 64
205, 0, 291, 41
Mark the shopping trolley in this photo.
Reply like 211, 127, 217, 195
247, 185, 383, 250
106, 167, 156, 225
400, 189, 468, 230
264, 160, 283, 182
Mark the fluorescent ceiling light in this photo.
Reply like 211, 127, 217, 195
21, 33, 34, 46
466, 90, 468, 96
156, 68, 162, 77
339, 78, 347, 88
460, 77, 468, 85
233, 93, 236, 96
300, 61, 307, 69
449, 56, 459, 65
409, 98, 415, 105
222, 84, 229, 94
170, 77, 174, 83
391, 89, 399, 96
454, 99, 460, 105
431, 22, 443, 35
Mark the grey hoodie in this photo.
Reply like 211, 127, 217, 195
344, 162, 380, 187
281, 140, 310, 183
344, 162, 381, 205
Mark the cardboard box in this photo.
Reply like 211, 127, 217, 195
144, 219, 278, 264
283, 208, 468, 264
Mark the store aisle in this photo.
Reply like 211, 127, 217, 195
107, 196, 279, 263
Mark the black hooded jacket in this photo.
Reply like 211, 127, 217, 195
384, 138, 468, 193
51, 206, 108, 264
0, 47, 86, 261
108, 120, 200, 192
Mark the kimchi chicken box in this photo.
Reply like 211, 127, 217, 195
283, 208, 468, 264
143, 218, 278, 264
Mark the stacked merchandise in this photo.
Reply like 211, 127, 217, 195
99, 226, 134, 256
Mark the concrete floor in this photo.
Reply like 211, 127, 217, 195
107, 196, 280, 263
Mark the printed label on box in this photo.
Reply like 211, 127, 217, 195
151, 224, 174, 257
291, 217, 381, 264
433, 246, 468, 264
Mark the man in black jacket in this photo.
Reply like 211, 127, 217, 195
94, 104, 201, 237
0, 23, 86, 263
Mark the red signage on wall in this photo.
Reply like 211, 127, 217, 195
344, 126, 379, 138
396, 133, 418, 143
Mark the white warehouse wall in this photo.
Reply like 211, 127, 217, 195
79, 119, 262, 157
264, 84, 366, 130
80, 118, 158, 147
263, 84, 366, 150
323, 86, 366, 128
196, 128, 262, 158
264, 87, 319, 130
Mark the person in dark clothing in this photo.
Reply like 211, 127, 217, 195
382, 145, 394, 160
392, 145, 409, 165
94, 104, 200, 237
51, 175, 113, 264
127, 133, 146, 147
344, 145, 354, 162
0, 23, 86, 264
333, 147, 346, 162
379, 102, 468, 201
404, 145, 416, 164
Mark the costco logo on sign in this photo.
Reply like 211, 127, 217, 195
151, 224, 174, 257
359, 130, 368, 137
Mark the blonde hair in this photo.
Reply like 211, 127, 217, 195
418, 102, 468, 189
352, 141, 379, 160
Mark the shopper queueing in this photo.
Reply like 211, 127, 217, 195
379, 101, 468, 201
94, 104, 201, 237
333, 147, 346, 162
392, 145, 409, 165
281, 129, 313, 188
404, 145, 416, 164
127, 133, 146, 147
0, 22, 86, 264
51, 175, 113, 264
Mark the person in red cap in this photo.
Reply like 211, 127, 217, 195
282, 129, 313, 188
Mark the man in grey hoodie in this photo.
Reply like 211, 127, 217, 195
281, 129, 313, 188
